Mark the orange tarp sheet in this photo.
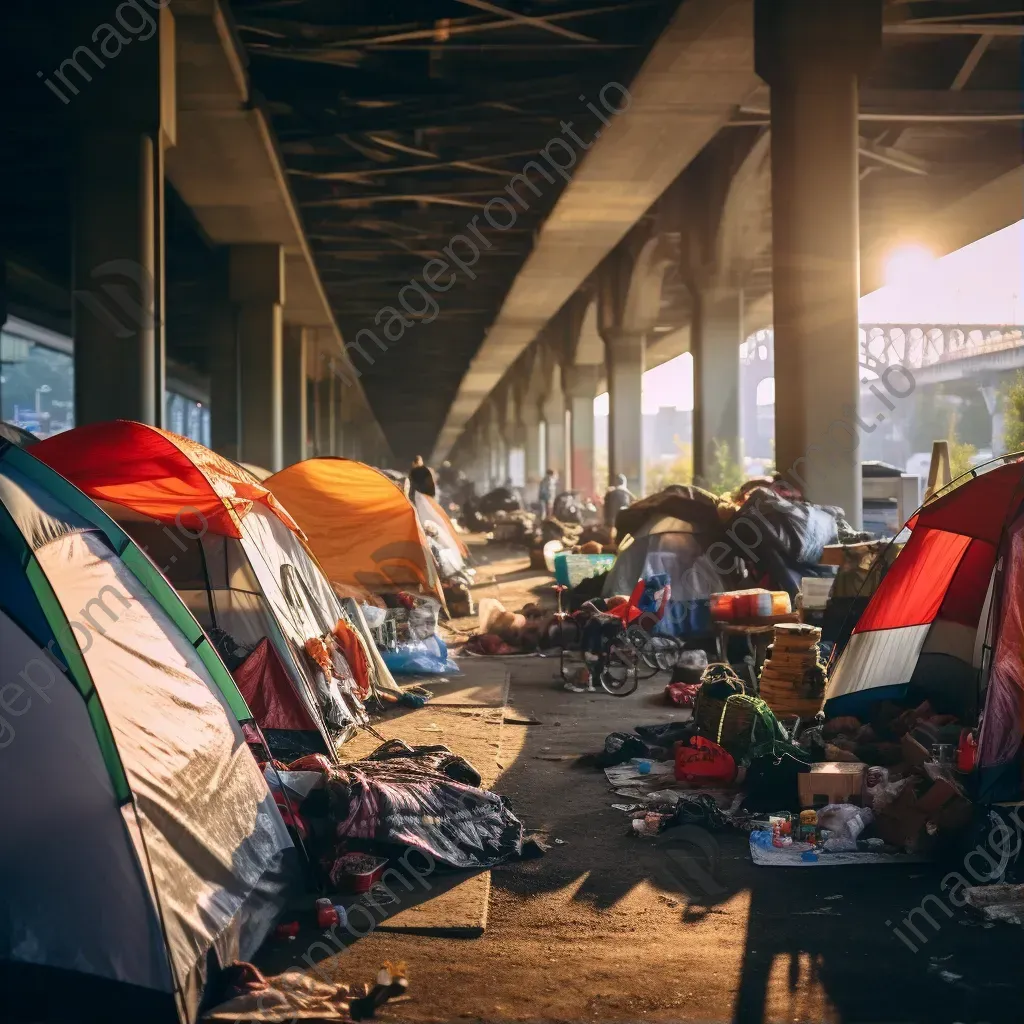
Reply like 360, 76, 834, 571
32, 420, 300, 538
266, 458, 442, 601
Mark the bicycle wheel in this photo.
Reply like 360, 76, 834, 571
600, 645, 640, 697
641, 635, 684, 673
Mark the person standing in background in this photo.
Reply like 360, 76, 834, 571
603, 473, 635, 529
409, 455, 436, 497
538, 468, 558, 518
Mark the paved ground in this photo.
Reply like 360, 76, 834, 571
300, 542, 1024, 1024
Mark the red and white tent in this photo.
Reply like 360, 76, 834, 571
826, 457, 1024, 796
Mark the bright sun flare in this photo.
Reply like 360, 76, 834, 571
884, 244, 937, 289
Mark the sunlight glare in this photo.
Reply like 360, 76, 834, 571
884, 244, 936, 290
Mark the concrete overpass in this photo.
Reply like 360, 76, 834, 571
2, 0, 392, 470
2, 0, 1022, 521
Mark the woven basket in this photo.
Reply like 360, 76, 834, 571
694, 665, 763, 759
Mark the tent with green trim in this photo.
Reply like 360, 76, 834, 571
0, 441, 297, 1023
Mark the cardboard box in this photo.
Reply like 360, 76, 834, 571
798, 762, 866, 809
874, 775, 972, 853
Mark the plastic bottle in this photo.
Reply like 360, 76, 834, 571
316, 897, 339, 929
956, 729, 977, 773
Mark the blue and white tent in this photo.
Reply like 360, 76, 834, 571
0, 442, 297, 1023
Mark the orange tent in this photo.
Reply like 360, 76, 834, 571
266, 457, 443, 603
32, 420, 299, 539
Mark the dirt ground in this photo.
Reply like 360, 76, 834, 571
299, 542, 1024, 1024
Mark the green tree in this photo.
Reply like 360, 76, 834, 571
1003, 371, 1024, 454
645, 439, 693, 494
948, 439, 977, 481
697, 440, 745, 496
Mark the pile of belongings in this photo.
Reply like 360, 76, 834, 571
464, 597, 559, 654
613, 481, 869, 607
725, 486, 872, 599
462, 487, 527, 534
551, 491, 600, 525
260, 739, 526, 878
375, 592, 459, 675
203, 959, 408, 1022
799, 699, 966, 768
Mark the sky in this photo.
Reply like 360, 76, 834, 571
594, 219, 1024, 416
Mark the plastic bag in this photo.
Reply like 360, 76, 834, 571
865, 767, 909, 813
817, 803, 874, 852
381, 634, 460, 675
360, 603, 387, 629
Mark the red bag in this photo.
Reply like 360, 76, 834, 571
674, 735, 736, 786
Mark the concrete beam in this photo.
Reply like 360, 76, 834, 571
432, 0, 760, 461
166, 1, 385, 434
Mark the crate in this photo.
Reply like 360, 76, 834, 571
329, 853, 388, 893
553, 552, 616, 588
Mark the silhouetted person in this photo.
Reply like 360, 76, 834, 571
603, 473, 635, 528
409, 455, 436, 497
538, 468, 558, 518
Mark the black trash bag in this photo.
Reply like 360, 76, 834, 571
672, 793, 730, 831
742, 749, 812, 813
595, 731, 650, 768
634, 721, 697, 748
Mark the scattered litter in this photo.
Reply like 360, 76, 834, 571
553, 838, 566, 845
964, 883, 1024, 925
927, 964, 963, 984
824, 895, 844, 901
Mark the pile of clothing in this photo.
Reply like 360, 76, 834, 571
261, 739, 526, 878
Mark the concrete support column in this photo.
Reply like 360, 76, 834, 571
756, 0, 881, 524
230, 245, 285, 471
563, 365, 602, 498
604, 332, 645, 495
542, 391, 568, 484
209, 286, 240, 460
333, 381, 347, 459
522, 412, 543, 503
71, 6, 175, 426
692, 285, 743, 486
282, 325, 308, 468
315, 375, 329, 457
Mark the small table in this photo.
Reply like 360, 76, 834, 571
713, 614, 800, 690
